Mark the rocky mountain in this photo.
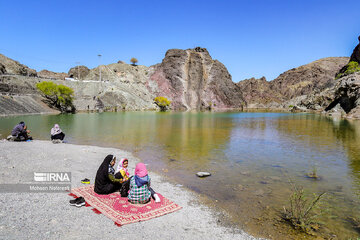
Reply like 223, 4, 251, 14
38, 70, 68, 80
237, 57, 349, 108
236, 76, 282, 108
349, 36, 360, 63
0, 47, 245, 114
67, 66, 89, 80
0, 54, 37, 77
2, 38, 360, 119
148, 47, 245, 110
325, 72, 360, 118
336, 36, 360, 79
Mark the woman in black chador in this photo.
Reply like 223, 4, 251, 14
94, 155, 122, 194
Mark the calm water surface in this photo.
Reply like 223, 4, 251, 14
1, 112, 360, 238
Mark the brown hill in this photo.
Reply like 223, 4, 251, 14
0, 54, 37, 77
236, 77, 282, 108
237, 57, 349, 108
38, 70, 68, 80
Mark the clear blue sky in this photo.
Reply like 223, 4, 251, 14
0, 0, 359, 82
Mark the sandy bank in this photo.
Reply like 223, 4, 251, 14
0, 140, 260, 240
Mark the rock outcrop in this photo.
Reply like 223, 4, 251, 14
38, 70, 68, 80
148, 48, 245, 110
0, 94, 58, 116
270, 57, 349, 101
0, 54, 37, 77
237, 57, 349, 109
349, 36, 360, 63
68, 66, 90, 80
236, 77, 282, 108
326, 72, 360, 118
336, 36, 360, 79
1, 45, 356, 117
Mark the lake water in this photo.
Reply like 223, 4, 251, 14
1, 112, 360, 239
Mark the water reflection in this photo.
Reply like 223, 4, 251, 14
1, 112, 360, 238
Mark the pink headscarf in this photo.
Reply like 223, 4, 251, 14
116, 158, 129, 177
135, 163, 148, 177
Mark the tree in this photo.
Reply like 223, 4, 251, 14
130, 58, 138, 66
154, 96, 171, 112
36, 81, 75, 112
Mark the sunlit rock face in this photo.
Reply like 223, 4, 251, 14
326, 72, 360, 118
148, 47, 245, 110
237, 57, 349, 110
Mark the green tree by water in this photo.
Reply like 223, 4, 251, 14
36, 81, 75, 112
154, 96, 171, 111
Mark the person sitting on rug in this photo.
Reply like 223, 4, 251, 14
115, 158, 132, 197
128, 163, 160, 203
116, 158, 130, 181
94, 154, 123, 195
11, 121, 33, 141
50, 124, 65, 141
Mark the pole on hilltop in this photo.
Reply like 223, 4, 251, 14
97, 54, 102, 81
75, 62, 80, 79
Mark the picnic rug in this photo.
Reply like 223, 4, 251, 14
70, 185, 182, 226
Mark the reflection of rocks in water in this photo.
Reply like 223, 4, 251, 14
328, 118, 360, 191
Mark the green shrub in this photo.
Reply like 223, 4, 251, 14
36, 81, 75, 112
336, 61, 360, 79
154, 96, 171, 112
283, 183, 326, 233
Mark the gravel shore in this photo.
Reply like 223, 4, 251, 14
0, 140, 260, 240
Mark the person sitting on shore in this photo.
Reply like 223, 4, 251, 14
11, 121, 32, 141
50, 124, 65, 141
116, 158, 130, 182
115, 158, 132, 197
94, 155, 122, 195
128, 163, 160, 203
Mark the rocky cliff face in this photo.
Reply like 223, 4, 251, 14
148, 47, 245, 110
236, 77, 282, 108
337, 36, 360, 79
68, 66, 89, 80
325, 72, 360, 118
349, 36, 360, 63
0, 47, 244, 114
38, 70, 68, 80
0, 54, 37, 76
271, 57, 349, 100
237, 57, 349, 109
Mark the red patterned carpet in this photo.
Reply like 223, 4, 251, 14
71, 185, 182, 226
